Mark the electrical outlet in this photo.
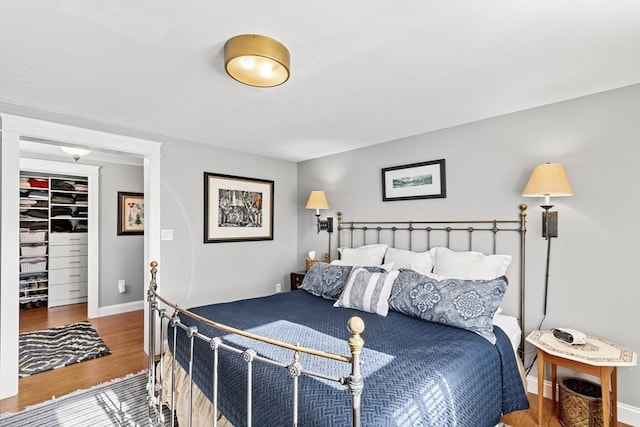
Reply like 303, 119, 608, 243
118, 279, 126, 293
275, 283, 281, 293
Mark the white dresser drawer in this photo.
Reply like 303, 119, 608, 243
50, 233, 88, 246
49, 244, 87, 257
49, 282, 88, 300
49, 267, 88, 285
49, 255, 87, 269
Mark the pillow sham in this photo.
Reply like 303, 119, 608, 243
388, 268, 508, 343
337, 244, 388, 266
431, 246, 512, 280
330, 260, 395, 271
383, 247, 433, 274
333, 267, 399, 316
299, 262, 352, 300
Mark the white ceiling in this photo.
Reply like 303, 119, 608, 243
1, 1, 639, 162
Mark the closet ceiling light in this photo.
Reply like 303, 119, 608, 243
60, 146, 91, 162
224, 34, 290, 87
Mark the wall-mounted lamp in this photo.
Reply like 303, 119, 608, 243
224, 34, 290, 87
522, 162, 573, 318
60, 146, 91, 162
522, 162, 573, 238
305, 190, 333, 234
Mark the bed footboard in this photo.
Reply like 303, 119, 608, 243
146, 261, 365, 427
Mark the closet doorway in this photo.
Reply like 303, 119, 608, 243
1, 113, 162, 400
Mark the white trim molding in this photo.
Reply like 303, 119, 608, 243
98, 300, 145, 317
0, 113, 162, 400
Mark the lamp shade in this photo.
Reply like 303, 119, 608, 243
305, 191, 329, 210
224, 34, 290, 87
522, 163, 573, 202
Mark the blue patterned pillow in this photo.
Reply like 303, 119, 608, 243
299, 263, 353, 300
388, 268, 508, 343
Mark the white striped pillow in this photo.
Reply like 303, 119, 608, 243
333, 267, 399, 316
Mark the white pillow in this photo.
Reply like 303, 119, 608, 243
333, 267, 399, 316
337, 244, 388, 266
330, 260, 395, 271
431, 246, 512, 280
383, 247, 433, 274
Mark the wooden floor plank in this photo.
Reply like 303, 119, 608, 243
0, 303, 147, 414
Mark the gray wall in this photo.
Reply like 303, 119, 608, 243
158, 139, 298, 307
297, 84, 640, 407
99, 163, 144, 306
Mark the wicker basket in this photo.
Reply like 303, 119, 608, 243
20, 231, 46, 243
20, 259, 47, 273
559, 377, 611, 427
21, 245, 47, 256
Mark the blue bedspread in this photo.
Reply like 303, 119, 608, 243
169, 291, 528, 427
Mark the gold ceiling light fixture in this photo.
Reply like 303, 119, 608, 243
224, 34, 290, 87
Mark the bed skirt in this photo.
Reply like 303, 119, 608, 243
159, 352, 233, 427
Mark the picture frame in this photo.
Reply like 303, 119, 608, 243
117, 192, 144, 235
382, 159, 446, 201
204, 172, 274, 243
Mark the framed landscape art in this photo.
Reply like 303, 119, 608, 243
382, 159, 446, 201
204, 172, 274, 243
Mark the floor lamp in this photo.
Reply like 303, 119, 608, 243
522, 163, 574, 320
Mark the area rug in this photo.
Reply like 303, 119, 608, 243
0, 371, 169, 426
19, 320, 111, 377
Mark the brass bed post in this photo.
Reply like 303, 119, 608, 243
147, 261, 159, 423
346, 316, 365, 427
518, 204, 528, 361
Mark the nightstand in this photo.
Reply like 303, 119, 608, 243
526, 330, 637, 427
290, 270, 307, 290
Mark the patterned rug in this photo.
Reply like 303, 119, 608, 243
0, 371, 171, 426
19, 320, 111, 377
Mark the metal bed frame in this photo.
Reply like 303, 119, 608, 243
336, 204, 528, 356
146, 261, 366, 427
146, 204, 528, 427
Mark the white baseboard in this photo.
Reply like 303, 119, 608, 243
526, 374, 640, 426
96, 300, 144, 317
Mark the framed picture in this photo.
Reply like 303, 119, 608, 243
117, 192, 144, 235
204, 172, 274, 243
382, 159, 446, 201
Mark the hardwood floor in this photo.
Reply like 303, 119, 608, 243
0, 304, 630, 426
0, 303, 147, 414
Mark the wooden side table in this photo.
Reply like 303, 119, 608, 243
290, 270, 307, 290
526, 330, 637, 427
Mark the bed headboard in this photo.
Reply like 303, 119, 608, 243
335, 204, 528, 357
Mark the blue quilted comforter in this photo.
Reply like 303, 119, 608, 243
169, 291, 528, 426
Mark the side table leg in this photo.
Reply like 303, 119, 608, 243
551, 363, 557, 414
537, 350, 545, 426
611, 367, 618, 426
601, 366, 611, 427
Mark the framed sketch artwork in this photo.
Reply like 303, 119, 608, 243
382, 159, 446, 201
117, 192, 144, 235
204, 172, 274, 243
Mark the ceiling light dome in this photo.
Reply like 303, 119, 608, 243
60, 146, 91, 162
224, 34, 290, 87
